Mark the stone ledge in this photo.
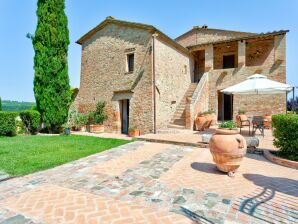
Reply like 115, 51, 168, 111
136, 137, 208, 148
263, 150, 298, 169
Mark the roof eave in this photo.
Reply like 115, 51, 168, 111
76, 18, 156, 45
188, 30, 289, 50
76, 18, 191, 56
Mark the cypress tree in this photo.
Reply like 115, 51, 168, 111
31, 0, 71, 132
0, 97, 2, 111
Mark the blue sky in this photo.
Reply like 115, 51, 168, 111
0, 0, 297, 102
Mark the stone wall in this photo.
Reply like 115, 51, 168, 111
75, 23, 154, 134
176, 28, 254, 47
246, 38, 274, 66
206, 35, 286, 119
213, 42, 238, 69
154, 37, 194, 129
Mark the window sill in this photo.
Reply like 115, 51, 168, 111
124, 71, 134, 75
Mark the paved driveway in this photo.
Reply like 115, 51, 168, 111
0, 141, 297, 224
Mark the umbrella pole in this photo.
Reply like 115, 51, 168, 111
222, 92, 224, 122
293, 87, 295, 112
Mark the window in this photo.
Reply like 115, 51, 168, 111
127, 54, 134, 72
223, 55, 235, 69
184, 65, 187, 74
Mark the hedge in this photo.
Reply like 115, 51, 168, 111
0, 111, 18, 136
272, 114, 298, 161
19, 110, 41, 134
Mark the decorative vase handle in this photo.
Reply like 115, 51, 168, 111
236, 137, 244, 149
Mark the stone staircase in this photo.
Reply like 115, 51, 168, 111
168, 83, 198, 129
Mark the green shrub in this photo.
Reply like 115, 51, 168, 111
272, 114, 298, 161
219, 120, 237, 129
238, 109, 246, 115
0, 112, 18, 136
92, 101, 108, 125
19, 110, 41, 134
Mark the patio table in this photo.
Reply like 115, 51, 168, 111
245, 115, 268, 137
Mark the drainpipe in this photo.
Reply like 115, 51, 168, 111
152, 33, 158, 134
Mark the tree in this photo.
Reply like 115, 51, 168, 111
30, 0, 71, 132
0, 97, 2, 111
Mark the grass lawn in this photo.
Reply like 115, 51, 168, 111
0, 135, 131, 176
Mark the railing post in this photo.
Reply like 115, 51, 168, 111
185, 97, 193, 130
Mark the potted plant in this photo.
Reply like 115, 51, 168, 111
62, 123, 71, 135
90, 101, 108, 133
209, 120, 247, 176
75, 113, 89, 131
128, 125, 140, 137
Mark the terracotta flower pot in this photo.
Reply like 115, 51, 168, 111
80, 125, 87, 132
90, 124, 104, 133
209, 128, 247, 176
263, 115, 272, 129
195, 115, 207, 131
236, 115, 241, 127
128, 129, 140, 137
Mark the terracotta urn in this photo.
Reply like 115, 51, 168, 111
128, 129, 140, 137
204, 114, 213, 129
209, 128, 247, 176
195, 115, 207, 131
263, 114, 272, 129
90, 124, 104, 133
210, 113, 217, 125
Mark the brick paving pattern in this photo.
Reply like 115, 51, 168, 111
0, 141, 297, 223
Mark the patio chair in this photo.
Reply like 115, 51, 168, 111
239, 115, 251, 135
252, 116, 265, 137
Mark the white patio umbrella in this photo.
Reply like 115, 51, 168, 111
221, 74, 292, 94
220, 74, 293, 121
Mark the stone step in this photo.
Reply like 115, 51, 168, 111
173, 111, 185, 117
167, 124, 186, 129
172, 118, 185, 122
172, 121, 186, 126
172, 114, 185, 120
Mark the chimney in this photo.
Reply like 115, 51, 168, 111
106, 16, 115, 20
193, 25, 199, 29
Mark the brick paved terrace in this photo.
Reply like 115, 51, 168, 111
0, 141, 297, 223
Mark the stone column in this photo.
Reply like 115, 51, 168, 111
238, 40, 246, 67
274, 35, 285, 63
205, 45, 213, 71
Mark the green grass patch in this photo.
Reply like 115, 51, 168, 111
0, 135, 131, 176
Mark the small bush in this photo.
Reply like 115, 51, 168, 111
0, 111, 18, 136
272, 114, 298, 161
16, 117, 25, 134
75, 113, 89, 129
19, 110, 41, 134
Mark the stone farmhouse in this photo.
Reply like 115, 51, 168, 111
75, 16, 288, 134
